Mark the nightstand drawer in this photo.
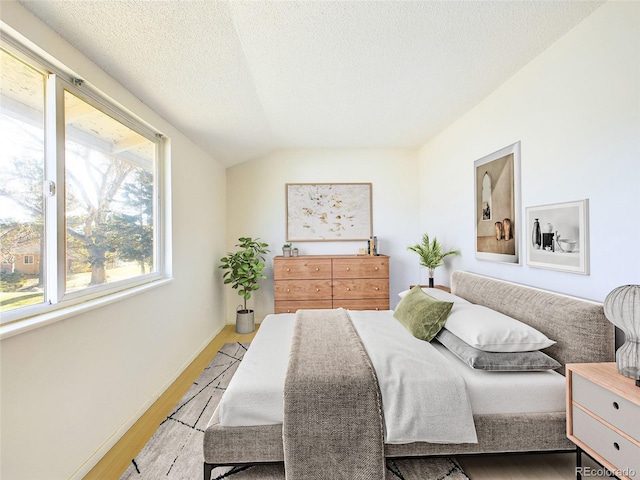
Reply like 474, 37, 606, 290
573, 373, 640, 440
572, 406, 640, 474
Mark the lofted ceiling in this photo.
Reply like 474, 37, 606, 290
17, 0, 605, 167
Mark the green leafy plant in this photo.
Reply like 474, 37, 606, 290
407, 232, 460, 282
219, 237, 270, 312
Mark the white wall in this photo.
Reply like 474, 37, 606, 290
0, 3, 228, 479
418, 0, 640, 302
224, 149, 424, 323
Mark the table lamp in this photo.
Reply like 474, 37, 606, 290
604, 285, 640, 382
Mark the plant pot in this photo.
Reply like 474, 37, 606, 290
236, 309, 255, 334
283, 247, 291, 257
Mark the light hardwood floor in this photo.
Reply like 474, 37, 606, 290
84, 325, 260, 479
85, 324, 603, 480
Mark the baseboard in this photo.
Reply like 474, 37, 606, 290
69, 321, 226, 480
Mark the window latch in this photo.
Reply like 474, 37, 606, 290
46, 181, 56, 197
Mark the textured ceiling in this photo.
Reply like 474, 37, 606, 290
17, 0, 604, 167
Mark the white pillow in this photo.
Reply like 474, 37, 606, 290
398, 288, 471, 304
443, 303, 555, 352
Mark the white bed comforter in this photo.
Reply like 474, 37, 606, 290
348, 310, 477, 444
219, 310, 478, 444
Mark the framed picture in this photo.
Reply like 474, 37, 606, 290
286, 183, 372, 241
474, 142, 521, 264
526, 199, 589, 274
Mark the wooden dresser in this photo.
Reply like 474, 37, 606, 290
273, 255, 389, 314
566, 363, 640, 480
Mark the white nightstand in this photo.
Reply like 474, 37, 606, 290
566, 363, 640, 480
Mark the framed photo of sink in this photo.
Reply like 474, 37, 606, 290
525, 199, 589, 274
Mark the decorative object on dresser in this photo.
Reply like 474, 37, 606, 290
604, 285, 640, 381
407, 232, 460, 288
219, 237, 270, 333
286, 183, 372, 241
282, 243, 292, 257
474, 141, 521, 264
273, 254, 389, 313
525, 199, 590, 275
566, 363, 640, 480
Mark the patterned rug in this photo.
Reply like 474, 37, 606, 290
121, 342, 469, 480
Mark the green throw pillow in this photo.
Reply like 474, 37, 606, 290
393, 285, 453, 341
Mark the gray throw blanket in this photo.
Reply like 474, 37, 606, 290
283, 308, 385, 479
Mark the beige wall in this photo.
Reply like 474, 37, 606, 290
0, 3, 228, 479
418, 0, 640, 301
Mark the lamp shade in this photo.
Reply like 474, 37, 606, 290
604, 285, 640, 379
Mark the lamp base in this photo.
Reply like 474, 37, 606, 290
618, 365, 640, 380
618, 367, 640, 384
616, 340, 639, 381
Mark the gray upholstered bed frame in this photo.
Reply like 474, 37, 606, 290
203, 271, 615, 475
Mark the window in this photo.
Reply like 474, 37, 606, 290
1, 38, 166, 326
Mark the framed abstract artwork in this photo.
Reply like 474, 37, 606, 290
474, 142, 521, 264
286, 183, 372, 241
526, 199, 590, 274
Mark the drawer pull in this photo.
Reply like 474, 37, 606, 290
316, 288, 320, 292
346, 287, 350, 291
375, 287, 379, 291
286, 289, 290, 292
287, 309, 291, 313
613, 401, 619, 410
375, 266, 379, 270
346, 267, 350, 271
286, 268, 290, 272
315, 268, 319, 271
614, 442, 620, 450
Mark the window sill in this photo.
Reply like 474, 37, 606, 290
0, 277, 173, 340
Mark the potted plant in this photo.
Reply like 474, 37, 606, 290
219, 237, 270, 333
407, 232, 460, 288
282, 243, 292, 257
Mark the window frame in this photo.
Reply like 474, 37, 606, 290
0, 32, 170, 332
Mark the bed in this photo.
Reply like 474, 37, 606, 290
203, 271, 615, 479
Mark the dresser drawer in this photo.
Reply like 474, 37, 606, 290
274, 258, 332, 279
333, 298, 389, 311
572, 406, 640, 474
332, 257, 389, 278
275, 300, 333, 314
274, 280, 332, 300
573, 373, 640, 440
332, 279, 389, 299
